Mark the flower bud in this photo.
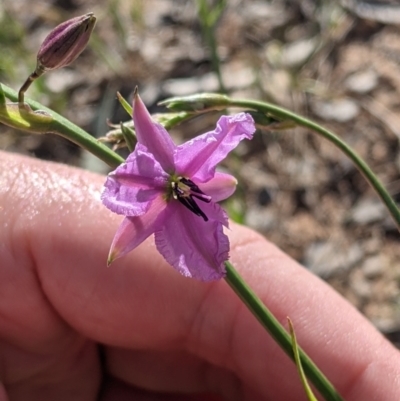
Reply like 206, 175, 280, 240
159, 93, 230, 112
36, 12, 96, 74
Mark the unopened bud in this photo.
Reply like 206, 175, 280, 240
18, 13, 96, 105
159, 93, 230, 112
37, 12, 96, 73
247, 111, 296, 130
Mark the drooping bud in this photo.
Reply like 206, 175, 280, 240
18, 13, 96, 105
36, 12, 96, 73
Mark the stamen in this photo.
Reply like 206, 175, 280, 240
172, 177, 211, 221
179, 177, 211, 202
191, 192, 211, 203
177, 197, 208, 221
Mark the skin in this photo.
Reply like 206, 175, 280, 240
0, 150, 399, 401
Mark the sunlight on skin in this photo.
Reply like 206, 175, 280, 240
0, 151, 400, 401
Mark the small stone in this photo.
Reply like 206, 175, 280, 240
281, 37, 318, 68
364, 303, 399, 333
222, 63, 254, 90
304, 240, 364, 278
348, 198, 387, 225
45, 69, 79, 93
350, 269, 371, 298
163, 73, 219, 97
261, 69, 291, 105
140, 82, 162, 105
245, 207, 276, 232
312, 98, 360, 122
345, 70, 378, 94
362, 255, 387, 278
141, 35, 163, 64
363, 237, 382, 254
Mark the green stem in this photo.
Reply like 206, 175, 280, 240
196, 0, 226, 93
204, 27, 226, 93
227, 98, 400, 231
18, 70, 41, 105
1, 81, 345, 399
0, 83, 123, 168
225, 261, 344, 401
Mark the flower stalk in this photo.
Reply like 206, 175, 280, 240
0, 82, 346, 400
225, 262, 343, 401
196, 0, 227, 93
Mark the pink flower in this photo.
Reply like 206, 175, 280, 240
101, 92, 255, 281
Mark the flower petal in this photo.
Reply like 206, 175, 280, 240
198, 172, 237, 202
101, 144, 169, 216
174, 112, 255, 182
108, 196, 167, 265
154, 201, 229, 281
133, 93, 176, 173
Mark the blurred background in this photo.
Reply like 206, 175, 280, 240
1, 0, 400, 344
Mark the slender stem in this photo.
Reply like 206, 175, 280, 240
224, 261, 344, 401
196, 0, 226, 93
18, 71, 40, 105
227, 98, 400, 231
204, 27, 226, 93
2, 80, 344, 399
50, 118, 124, 168
18, 65, 47, 105
1, 84, 123, 168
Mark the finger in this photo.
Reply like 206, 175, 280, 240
105, 347, 241, 400
2, 151, 400, 401
0, 152, 100, 401
100, 376, 222, 401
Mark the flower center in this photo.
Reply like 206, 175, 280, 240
171, 177, 211, 221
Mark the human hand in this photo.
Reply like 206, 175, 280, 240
1, 151, 399, 401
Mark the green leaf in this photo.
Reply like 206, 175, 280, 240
117, 91, 133, 116
288, 318, 319, 401
120, 122, 136, 152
